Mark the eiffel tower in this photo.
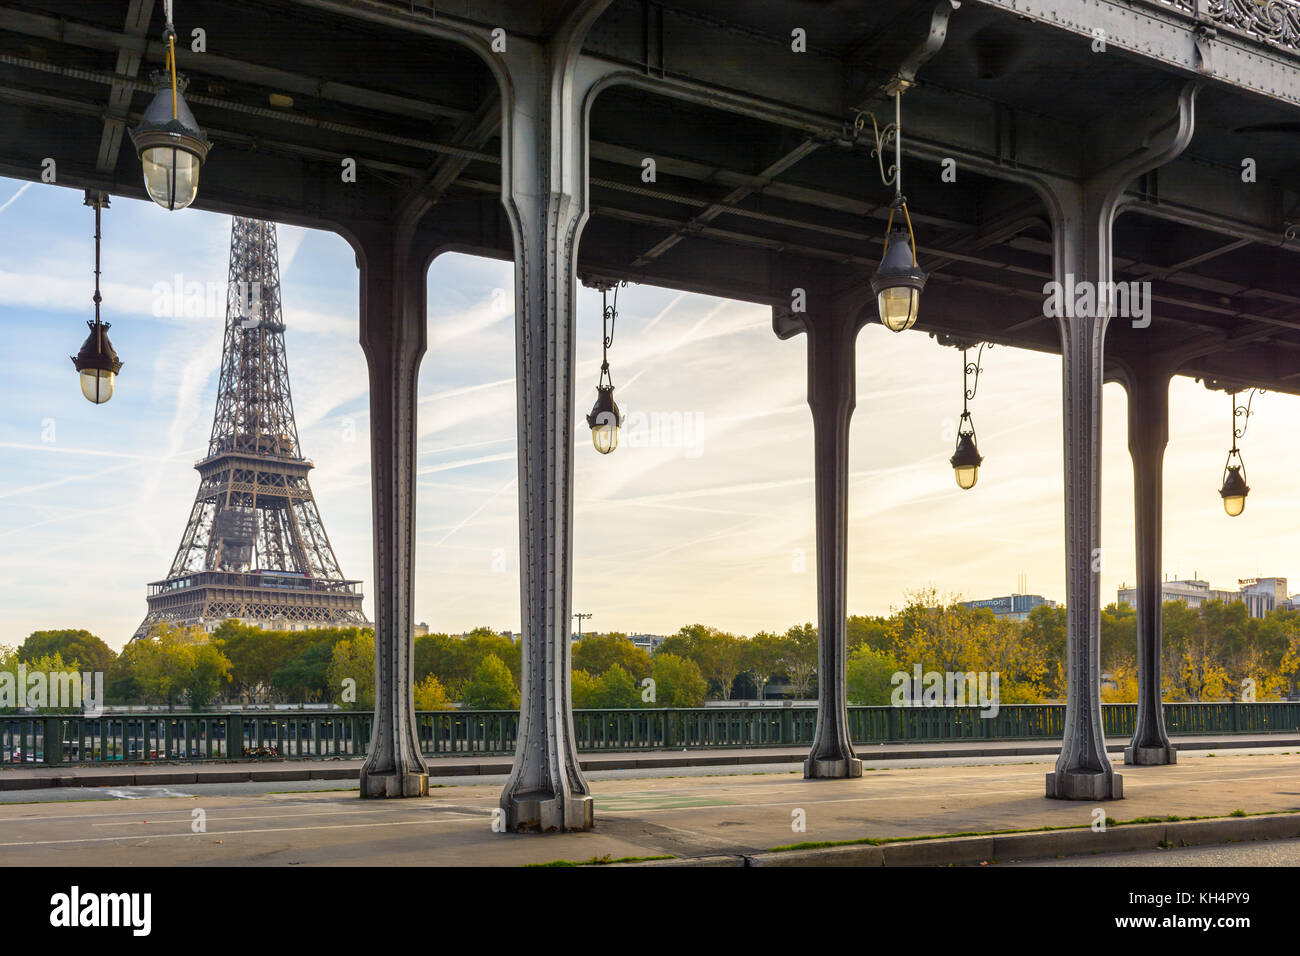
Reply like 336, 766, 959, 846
134, 218, 367, 639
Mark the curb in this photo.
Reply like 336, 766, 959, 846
734, 813, 1300, 867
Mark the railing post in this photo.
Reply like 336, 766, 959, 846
43, 717, 62, 766
227, 713, 243, 759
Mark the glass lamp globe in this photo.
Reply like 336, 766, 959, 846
870, 226, 927, 333
950, 431, 983, 490
80, 369, 117, 404
71, 319, 122, 405
130, 74, 211, 211
1219, 464, 1249, 517
586, 387, 621, 455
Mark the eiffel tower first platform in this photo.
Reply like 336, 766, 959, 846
134, 218, 368, 639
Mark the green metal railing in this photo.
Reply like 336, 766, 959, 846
4, 702, 1300, 766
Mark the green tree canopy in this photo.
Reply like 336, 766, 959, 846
591, 663, 641, 708
462, 654, 520, 710
327, 632, 375, 710
846, 645, 901, 705
18, 629, 115, 674
573, 633, 651, 681
649, 653, 707, 707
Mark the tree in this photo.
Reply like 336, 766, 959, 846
649, 654, 707, 707
656, 623, 713, 661
693, 630, 744, 699
128, 624, 233, 709
414, 674, 454, 710
780, 623, 818, 699
1022, 604, 1067, 698
463, 629, 522, 687
740, 632, 784, 701
0, 646, 79, 711
1101, 660, 1139, 703
573, 633, 651, 681
462, 654, 519, 710
17, 629, 115, 674
1100, 602, 1137, 673
571, 669, 600, 709
414, 634, 476, 695
213, 621, 344, 702
592, 664, 641, 708
187, 642, 233, 711
846, 615, 892, 655
328, 633, 375, 709
846, 645, 900, 705
272, 642, 336, 702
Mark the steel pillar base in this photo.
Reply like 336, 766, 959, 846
505, 790, 594, 832
804, 756, 863, 779
1046, 768, 1123, 801
1124, 744, 1177, 766
360, 770, 429, 799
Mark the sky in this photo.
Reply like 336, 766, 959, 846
2, 175, 1299, 653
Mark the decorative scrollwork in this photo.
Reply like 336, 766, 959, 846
963, 342, 991, 403
1233, 386, 1263, 440
854, 109, 899, 188
1149, 0, 1300, 54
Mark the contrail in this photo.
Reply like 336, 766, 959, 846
0, 182, 32, 215
432, 474, 517, 546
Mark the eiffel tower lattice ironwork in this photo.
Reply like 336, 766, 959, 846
135, 218, 367, 639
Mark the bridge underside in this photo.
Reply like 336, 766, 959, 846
4, 0, 1300, 822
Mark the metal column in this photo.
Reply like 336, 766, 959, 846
775, 294, 867, 779
1112, 356, 1178, 766
357, 223, 430, 798
497, 2, 614, 832
1040, 83, 1197, 800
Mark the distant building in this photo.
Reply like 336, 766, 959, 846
959, 594, 1056, 622
414, 622, 430, 638
627, 634, 668, 653
1116, 576, 1286, 619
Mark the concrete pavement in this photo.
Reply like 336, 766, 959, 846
4, 733, 1298, 791
2, 747, 1300, 866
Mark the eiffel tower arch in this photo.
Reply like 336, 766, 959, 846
135, 218, 368, 639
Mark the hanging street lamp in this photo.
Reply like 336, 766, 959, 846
130, 0, 211, 211
950, 341, 988, 489
586, 280, 625, 455
1219, 387, 1260, 517
71, 191, 122, 404
861, 91, 927, 332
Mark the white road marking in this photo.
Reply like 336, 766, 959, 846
0, 816, 482, 848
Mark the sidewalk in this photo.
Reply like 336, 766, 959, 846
2, 733, 1297, 791
4, 745, 1300, 866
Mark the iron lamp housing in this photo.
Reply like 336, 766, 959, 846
950, 430, 983, 490
130, 73, 211, 211
871, 227, 927, 332
586, 385, 621, 455
72, 319, 123, 405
